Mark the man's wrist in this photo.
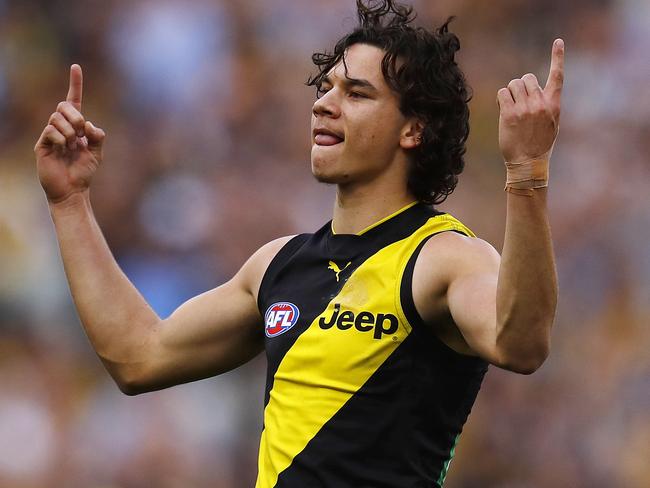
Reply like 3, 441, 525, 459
504, 157, 549, 196
48, 190, 91, 215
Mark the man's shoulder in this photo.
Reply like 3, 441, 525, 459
237, 235, 305, 301
416, 230, 500, 283
410, 229, 500, 351
422, 230, 497, 256
257, 235, 301, 259
247, 235, 300, 274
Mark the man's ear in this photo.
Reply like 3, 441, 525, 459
400, 119, 424, 149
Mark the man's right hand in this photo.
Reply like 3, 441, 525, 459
34, 64, 106, 204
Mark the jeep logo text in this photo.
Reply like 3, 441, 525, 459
318, 304, 399, 339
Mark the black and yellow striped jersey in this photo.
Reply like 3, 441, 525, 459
256, 201, 488, 487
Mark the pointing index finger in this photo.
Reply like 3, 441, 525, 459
66, 64, 83, 111
544, 39, 564, 101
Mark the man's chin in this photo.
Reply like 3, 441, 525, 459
311, 156, 338, 184
310, 149, 353, 184
311, 170, 344, 184
311, 162, 349, 184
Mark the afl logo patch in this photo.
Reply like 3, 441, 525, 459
265, 302, 300, 338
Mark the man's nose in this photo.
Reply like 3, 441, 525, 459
312, 91, 341, 118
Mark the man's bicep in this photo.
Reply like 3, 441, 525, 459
162, 278, 264, 376
135, 236, 295, 392
447, 269, 500, 361
443, 237, 504, 364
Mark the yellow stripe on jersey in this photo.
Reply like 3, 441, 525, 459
256, 213, 474, 488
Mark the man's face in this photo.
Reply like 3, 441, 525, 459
310, 43, 411, 185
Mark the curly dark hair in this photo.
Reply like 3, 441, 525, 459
307, 0, 471, 205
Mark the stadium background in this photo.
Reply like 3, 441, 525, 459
1, 0, 649, 486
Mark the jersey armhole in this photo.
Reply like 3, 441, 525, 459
398, 230, 488, 368
256, 234, 311, 311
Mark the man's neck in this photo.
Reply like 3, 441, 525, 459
331, 186, 417, 235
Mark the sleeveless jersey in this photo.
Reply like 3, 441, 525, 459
256, 202, 488, 488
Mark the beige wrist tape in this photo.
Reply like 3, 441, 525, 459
504, 158, 549, 196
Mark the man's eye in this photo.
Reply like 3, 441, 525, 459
349, 91, 366, 99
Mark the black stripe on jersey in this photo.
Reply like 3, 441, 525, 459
257, 204, 442, 407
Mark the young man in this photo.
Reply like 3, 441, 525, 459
34, 1, 562, 486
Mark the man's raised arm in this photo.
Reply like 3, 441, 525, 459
414, 40, 563, 374
35, 65, 281, 394
454, 40, 563, 373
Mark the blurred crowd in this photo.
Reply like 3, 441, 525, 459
1, 0, 648, 486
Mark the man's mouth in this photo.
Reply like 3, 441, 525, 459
314, 128, 344, 146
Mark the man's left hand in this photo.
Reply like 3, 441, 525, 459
497, 39, 564, 164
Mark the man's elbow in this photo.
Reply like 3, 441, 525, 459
504, 355, 548, 375
110, 361, 180, 396
494, 314, 554, 374
115, 377, 149, 396
100, 360, 155, 396
499, 343, 550, 375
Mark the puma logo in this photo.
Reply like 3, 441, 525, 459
328, 260, 351, 282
